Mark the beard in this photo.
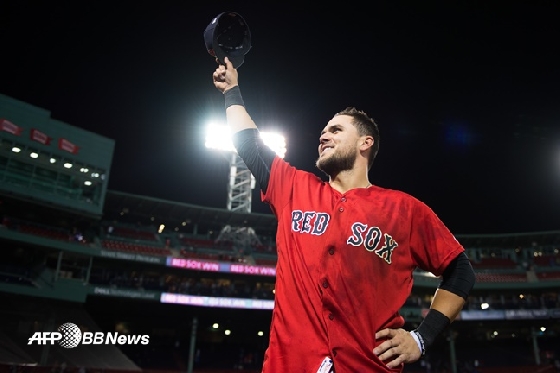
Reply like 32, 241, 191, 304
316, 147, 358, 177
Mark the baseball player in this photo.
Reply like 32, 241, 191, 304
212, 57, 476, 372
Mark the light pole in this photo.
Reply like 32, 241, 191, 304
205, 122, 286, 253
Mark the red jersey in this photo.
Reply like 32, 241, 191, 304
260, 157, 464, 373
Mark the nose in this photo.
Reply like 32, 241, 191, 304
320, 133, 332, 144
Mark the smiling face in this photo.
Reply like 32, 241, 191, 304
315, 115, 362, 177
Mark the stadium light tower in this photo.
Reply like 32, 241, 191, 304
205, 122, 286, 251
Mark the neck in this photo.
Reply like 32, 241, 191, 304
328, 170, 371, 194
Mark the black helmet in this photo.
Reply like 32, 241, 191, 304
204, 12, 251, 69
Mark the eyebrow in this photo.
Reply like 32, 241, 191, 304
320, 124, 343, 136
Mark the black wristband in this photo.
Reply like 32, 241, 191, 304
224, 86, 244, 109
414, 309, 450, 351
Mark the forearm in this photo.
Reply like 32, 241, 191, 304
224, 84, 275, 192
412, 252, 475, 355
411, 289, 464, 356
224, 86, 257, 134
430, 288, 465, 322
226, 105, 257, 133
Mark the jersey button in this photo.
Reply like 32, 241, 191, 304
338, 207, 344, 212
341, 197, 346, 202
321, 279, 329, 288
328, 248, 334, 255
328, 313, 334, 320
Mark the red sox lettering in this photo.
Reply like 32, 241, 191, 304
291, 210, 330, 235
346, 222, 399, 264
291, 211, 399, 264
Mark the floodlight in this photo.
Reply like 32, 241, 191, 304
203, 120, 288, 247
259, 131, 287, 159
205, 123, 236, 152
205, 123, 286, 158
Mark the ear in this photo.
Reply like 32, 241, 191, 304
359, 136, 374, 152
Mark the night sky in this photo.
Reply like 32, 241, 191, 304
1, 1, 559, 235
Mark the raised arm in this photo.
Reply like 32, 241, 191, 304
211, 57, 276, 193
212, 57, 257, 134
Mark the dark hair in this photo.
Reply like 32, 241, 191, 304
334, 107, 380, 169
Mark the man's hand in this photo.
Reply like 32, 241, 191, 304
373, 328, 422, 368
213, 57, 239, 94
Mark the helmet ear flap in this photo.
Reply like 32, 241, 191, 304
204, 12, 252, 68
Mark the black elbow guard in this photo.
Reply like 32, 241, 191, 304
438, 252, 476, 299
